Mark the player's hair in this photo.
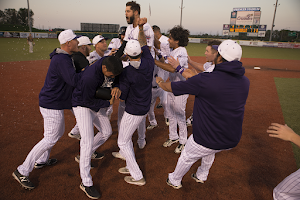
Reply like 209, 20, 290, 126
152, 25, 161, 33
168, 26, 189, 47
126, 1, 140, 15
216, 52, 228, 63
208, 40, 221, 53
208, 40, 221, 46
102, 56, 123, 75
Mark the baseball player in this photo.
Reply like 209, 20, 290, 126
156, 40, 249, 189
117, 18, 154, 186
155, 26, 190, 154
87, 35, 116, 64
267, 123, 300, 200
104, 26, 128, 120
108, 26, 127, 52
181, 40, 222, 127
27, 33, 34, 53
69, 35, 116, 141
72, 56, 123, 199
112, 1, 155, 160
12, 29, 80, 190
146, 25, 171, 129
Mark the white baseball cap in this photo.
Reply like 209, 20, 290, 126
58, 29, 79, 45
77, 36, 92, 46
124, 40, 141, 57
218, 40, 242, 62
92, 35, 108, 46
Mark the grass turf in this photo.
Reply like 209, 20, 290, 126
1, 38, 300, 62
274, 77, 300, 168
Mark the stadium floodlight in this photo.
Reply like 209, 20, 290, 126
269, 0, 280, 41
27, 0, 32, 32
180, 0, 184, 26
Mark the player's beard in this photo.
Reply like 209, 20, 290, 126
127, 15, 134, 24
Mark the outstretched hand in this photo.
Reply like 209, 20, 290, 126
267, 123, 296, 142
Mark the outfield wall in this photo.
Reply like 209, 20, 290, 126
189, 38, 300, 49
0, 31, 118, 39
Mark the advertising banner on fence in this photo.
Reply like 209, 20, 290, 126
20, 32, 31, 38
34, 33, 49, 38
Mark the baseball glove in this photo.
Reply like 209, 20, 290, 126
95, 87, 112, 100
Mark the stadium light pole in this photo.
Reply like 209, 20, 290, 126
180, 0, 184, 26
27, 0, 32, 32
269, 0, 279, 41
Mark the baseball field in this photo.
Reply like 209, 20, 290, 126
0, 38, 300, 199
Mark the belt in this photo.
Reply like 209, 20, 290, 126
152, 86, 158, 88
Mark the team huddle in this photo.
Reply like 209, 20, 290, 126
12, 1, 298, 200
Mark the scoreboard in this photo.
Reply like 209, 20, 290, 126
223, 7, 267, 37
229, 25, 259, 33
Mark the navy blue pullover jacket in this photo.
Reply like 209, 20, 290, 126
72, 57, 119, 112
119, 46, 154, 115
171, 61, 250, 150
39, 48, 79, 110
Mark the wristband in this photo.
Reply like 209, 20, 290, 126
179, 68, 185, 74
158, 54, 162, 59
175, 65, 182, 72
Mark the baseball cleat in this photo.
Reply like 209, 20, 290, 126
124, 176, 146, 186
91, 151, 105, 160
12, 169, 35, 190
163, 139, 179, 147
165, 118, 169, 126
80, 182, 101, 199
174, 144, 185, 154
118, 167, 130, 175
112, 152, 126, 161
146, 124, 158, 130
138, 141, 146, 149
191, 173, 204, 183
34, 158, 57, 169
156, 103, 163, 109
166, 178, 182, 189
68, 132, 81, 140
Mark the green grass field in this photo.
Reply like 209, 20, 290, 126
0, 38, 300, 62
275, 78, 300, 168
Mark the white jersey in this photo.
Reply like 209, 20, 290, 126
203, 62, 215, 72
159, 35, 171, 58
168, 47, 188, 82
87, 50, 111, 64
108, 38, 122, 50
124, 23, 154, 47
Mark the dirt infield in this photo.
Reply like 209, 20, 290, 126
1, 57, 300, 200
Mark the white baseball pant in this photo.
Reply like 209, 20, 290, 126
18, 107, 65, 176
168, 134, 222, 186
167, 92, 189, 144
117, 101, 146, 148
147, 87, 168, 126
273, 168, 300, 200
118, 111, 146, 181
73, 106, 112, 187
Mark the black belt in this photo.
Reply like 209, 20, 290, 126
153, 86, 158, 88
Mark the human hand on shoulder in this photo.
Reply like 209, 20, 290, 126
167, 56, 180, 69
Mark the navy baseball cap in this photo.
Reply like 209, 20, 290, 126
212, 45, 219, 51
